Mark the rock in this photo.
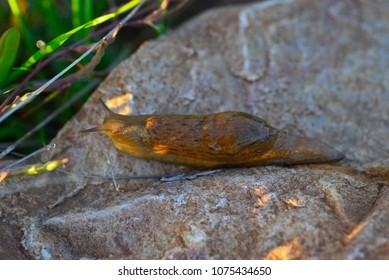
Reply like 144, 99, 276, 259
1, 0, 388, 259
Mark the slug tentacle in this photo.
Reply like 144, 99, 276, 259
82, 126, 103, 133
84, 100, 344, 169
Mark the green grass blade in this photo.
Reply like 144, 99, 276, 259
41, 0, 68, 37
0, 27, 20, 87
83, 0, 93, 23
7, 0, 36, 53
71, 0, 82, 28
71, 0, 83, 39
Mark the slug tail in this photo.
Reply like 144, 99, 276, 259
274, 133, 345, 164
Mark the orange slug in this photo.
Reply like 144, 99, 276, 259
84, 100, 344, 169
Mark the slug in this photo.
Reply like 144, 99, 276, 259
84, 100, 344, 169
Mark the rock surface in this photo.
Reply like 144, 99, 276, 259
1, 0, 388, 259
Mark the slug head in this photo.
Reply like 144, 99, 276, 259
82, 99, 118, 133
82, 99, 149, 157
82, 99, 142, 135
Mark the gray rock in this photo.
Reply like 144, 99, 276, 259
1, 0, 388, 259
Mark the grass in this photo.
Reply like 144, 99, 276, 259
0, 0, 186, 182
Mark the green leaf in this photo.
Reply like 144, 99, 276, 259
6, 0, 142, 84
0, 27, 20, 87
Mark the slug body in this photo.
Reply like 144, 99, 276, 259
85, 101, 344, 169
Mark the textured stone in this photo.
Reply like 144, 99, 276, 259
1, 0, 388, 259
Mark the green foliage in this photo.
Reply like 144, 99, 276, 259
6, 0, 142, 85
0, 26, 20, 87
